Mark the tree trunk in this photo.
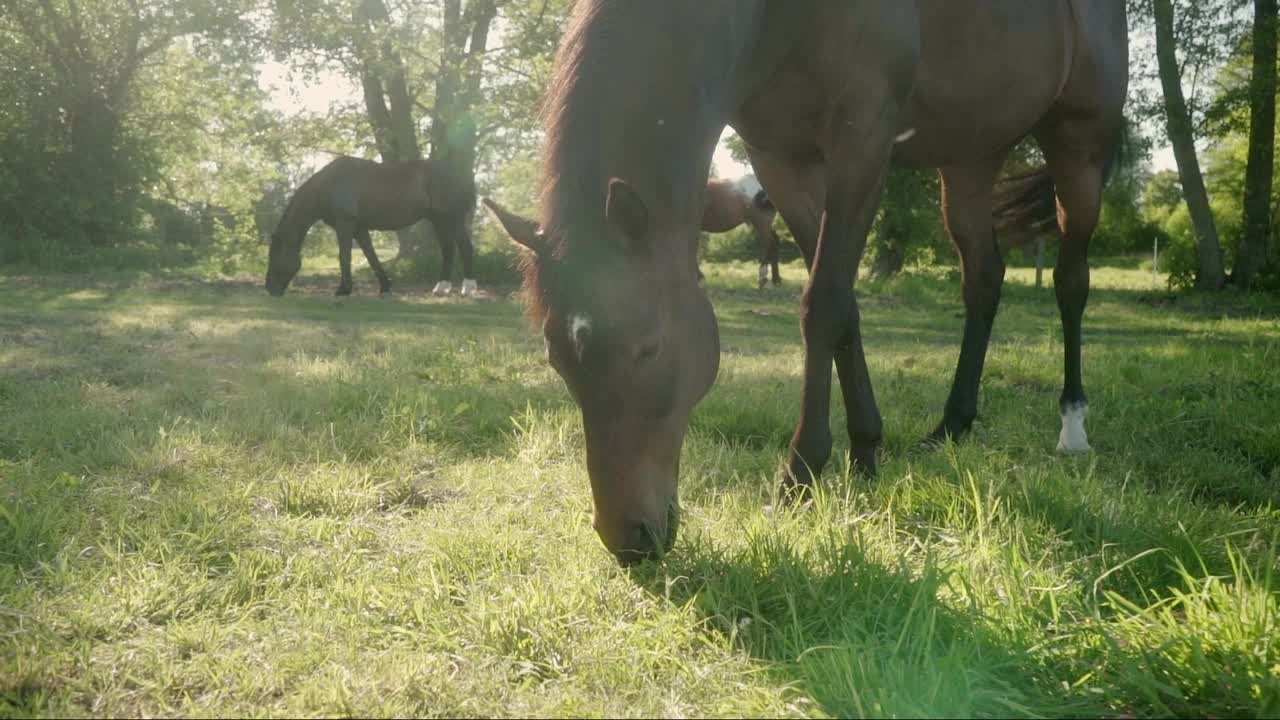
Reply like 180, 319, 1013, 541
1234, 0, 1278, 289
361, 0, 419, 161
358, 69, 420, 258
355, 0, 423, 258
430, 0, 495, 175
359, 70, 397, 158
431, 0, 464, 160
1153, 0, 1226, 290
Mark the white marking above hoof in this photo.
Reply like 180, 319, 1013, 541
1056, 403, 1091, 454
432, 281, 453, 296
460, 279, 478, 297
894, 128, 917, 143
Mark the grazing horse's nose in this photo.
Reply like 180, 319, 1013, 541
604, 522, 667, 567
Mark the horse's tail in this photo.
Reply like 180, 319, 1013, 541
991, 168, 1058, 252
753, 189, 775, 213
991, 135, 1125, 253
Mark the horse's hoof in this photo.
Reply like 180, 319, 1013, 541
460, 279, 478, 297
774, 478, 815, 510
923, 415, 974, 450
851, 449, 878, 480
432, 281, 453, 296
920, 427, 955, 450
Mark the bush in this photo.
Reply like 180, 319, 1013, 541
698, 216, 803, 265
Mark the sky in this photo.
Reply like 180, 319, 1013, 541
258, 60, 1176, 182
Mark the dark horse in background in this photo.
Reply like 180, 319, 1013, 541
700, 174, 784, 288
265, 155, 478, 297
485, 0, 1128, 565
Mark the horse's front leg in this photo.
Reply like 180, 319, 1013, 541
816, 157, 892, 481
747, 136, 890, 493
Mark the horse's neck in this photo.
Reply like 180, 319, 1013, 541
278, 188, 323, 239
544, 1, 764, 246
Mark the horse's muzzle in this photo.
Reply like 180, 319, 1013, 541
606, 504, 679, 567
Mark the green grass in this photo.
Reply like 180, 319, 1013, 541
2, 251, 1279, 718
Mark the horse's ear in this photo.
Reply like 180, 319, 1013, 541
605, 178, 649, 251
482, 198, 546, 254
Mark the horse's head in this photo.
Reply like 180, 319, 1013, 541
265, 230, 302, 297
484, 184, 719, 566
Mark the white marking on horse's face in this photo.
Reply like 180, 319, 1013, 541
1056, 402, 1091, 454
894, 128, 917, 143
460, 279, 478, 297
569, 313, 592, 360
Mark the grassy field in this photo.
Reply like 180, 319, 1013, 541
3, 251, 1280, 718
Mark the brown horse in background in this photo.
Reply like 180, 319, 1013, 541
485, 0, 1129, 565
265, 155, 477, 297
700, 175, 783, 288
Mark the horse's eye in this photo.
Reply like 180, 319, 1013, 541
636, 340, 661, 364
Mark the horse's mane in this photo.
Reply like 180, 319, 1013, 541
523, 1, 757, 326
521, 0, 624, 326
273, 160, 333, 238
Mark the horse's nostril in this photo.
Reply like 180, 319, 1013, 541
609, 522, 669, 567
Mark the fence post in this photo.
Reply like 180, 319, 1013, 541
1035, 237, 1046, 289
1152, 236, 1159, 289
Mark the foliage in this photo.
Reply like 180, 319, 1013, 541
1126, 0, 1253, 138
0, 0, 257, 265
1145, 35, 1280, 292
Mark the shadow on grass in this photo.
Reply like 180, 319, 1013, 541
628, 529, 1098, 718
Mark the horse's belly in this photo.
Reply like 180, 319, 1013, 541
734, 0, 1074, 168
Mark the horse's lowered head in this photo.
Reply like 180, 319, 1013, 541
484, 183, 720, 566
265, 229, 302, 297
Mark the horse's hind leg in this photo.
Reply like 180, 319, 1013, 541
355, 228, 392, 295
335, 222, 355, 296
927, 158, 1008, 445
1038, 125, 1111, 454
768, 225, 782, 287
748, 214, 778, 289
432, 221, 456, 296
455, 217, 478, 297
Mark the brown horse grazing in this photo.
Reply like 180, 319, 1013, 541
485, 0, 1128, 565
265, 155, 478, 298
700, 175, 783, 288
